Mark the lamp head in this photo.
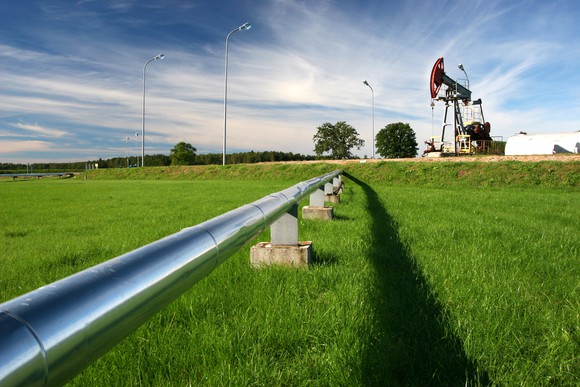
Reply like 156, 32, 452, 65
458, 63, 464, 71
155, 53, 165, 60
240, 22, 251, 31
363, 80, 369, 86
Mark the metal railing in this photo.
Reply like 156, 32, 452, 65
0, 169, 342, 387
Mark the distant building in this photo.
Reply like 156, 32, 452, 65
505, 131, 580, 155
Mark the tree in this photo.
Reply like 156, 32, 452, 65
147, 154, 171, 166
375, 122, 418, 158
313, 121, 365, 159
169, 142, 197, 165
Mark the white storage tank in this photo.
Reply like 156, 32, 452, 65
505, 131, 580, 155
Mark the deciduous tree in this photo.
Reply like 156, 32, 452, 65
313, 121, 365, 159
376, 122, 418, 158
170, 142, 197, 165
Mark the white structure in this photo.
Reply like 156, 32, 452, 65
505, 131, 580, 155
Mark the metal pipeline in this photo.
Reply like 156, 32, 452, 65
0, 169, 342, 386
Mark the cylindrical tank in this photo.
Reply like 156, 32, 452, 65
505, 131, 580, 155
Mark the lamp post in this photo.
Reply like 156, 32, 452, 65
134, 132, 140, 167
458, 63, 469, 90
142, 53, 165, 167
125, 136, 130, 168
363, 80, 375, 159
223, 22, 251, 166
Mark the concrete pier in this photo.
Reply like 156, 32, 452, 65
301, 186, 335, 220
251, 204, 313, 268
302, 206, 334, 220
325, 194, 340, 204
250, 241, 312, 268
250, 176, 344, 268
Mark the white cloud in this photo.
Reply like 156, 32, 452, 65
12, 122, 68, 138
0, 140, 51, 154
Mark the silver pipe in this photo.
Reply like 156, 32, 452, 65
0, 169, 342, 386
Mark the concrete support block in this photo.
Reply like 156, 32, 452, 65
324, 182, 333, 195
250, 241, 312, 268
333, 177, 340, 190
302, 206, 334, 220
309, 188, 325, 207
325, 194, 340, 204
250, 175, 343, 268
270, 205, 298, 245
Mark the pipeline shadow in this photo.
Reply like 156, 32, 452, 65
344, 173, 487, 386
310, 249, 339, 266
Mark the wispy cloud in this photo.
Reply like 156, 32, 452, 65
11, 122, 68, 138
0, 140, 52, 154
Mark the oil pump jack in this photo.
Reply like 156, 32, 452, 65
424, 57, 492, 156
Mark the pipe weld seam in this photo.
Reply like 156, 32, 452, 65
1, 309, 49, 387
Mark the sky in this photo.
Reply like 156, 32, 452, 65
1, 0, 579, 163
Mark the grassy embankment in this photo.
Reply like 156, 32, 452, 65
1, 159, 578, 385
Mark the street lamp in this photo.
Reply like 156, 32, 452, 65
134, 132, 140, 167
363, 80, 375, 159
142, 53, 165, 167
458, 63, 469, 90
223, 22, 251, 165
125, 136, 130, 168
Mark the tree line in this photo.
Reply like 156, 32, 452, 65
1, 121, 418, 172
168, 145, 317, 166
172, 121, 419, 165
0, 151, 316, 173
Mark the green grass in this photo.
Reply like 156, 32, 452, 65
83, 158, 580, 188
0, 178, 294, 299
1, 161, 578, 385
350, 180, 579, 385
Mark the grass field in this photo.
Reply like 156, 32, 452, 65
1, 161, 578, 385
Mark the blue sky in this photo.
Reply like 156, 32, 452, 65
1, 0, 578, 162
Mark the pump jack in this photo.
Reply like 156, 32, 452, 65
424, 57, 492, 156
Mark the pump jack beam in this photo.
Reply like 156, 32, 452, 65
430, 57, 471, 101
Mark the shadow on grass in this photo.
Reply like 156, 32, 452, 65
311, 249, 339, 266
345, 173, 488, 386
332, 213, 353, 221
